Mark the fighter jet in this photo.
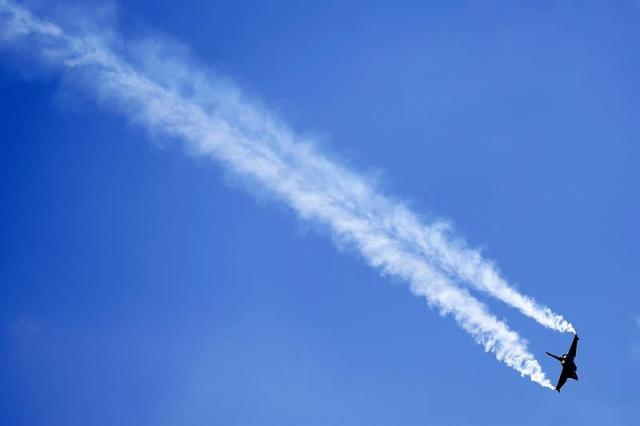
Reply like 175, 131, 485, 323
546, 334, 579, 392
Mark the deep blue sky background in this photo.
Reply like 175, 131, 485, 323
1, 1, 639, 425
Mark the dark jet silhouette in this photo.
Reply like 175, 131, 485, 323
546, 334, 579, 393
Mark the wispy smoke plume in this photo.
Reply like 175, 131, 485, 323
0, 0, 574, 388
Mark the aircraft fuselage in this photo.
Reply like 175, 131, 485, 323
546, 334, 580, 392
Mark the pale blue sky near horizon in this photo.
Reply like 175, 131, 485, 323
1, 1, 639, 425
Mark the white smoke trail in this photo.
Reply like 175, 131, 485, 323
0, 1, 568, 388
414, 224, 576, 333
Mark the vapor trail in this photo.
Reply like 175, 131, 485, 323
414, 225, 575, 333
0, 1, 569, 388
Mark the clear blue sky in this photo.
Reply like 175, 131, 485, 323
1, 1, 639, 424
